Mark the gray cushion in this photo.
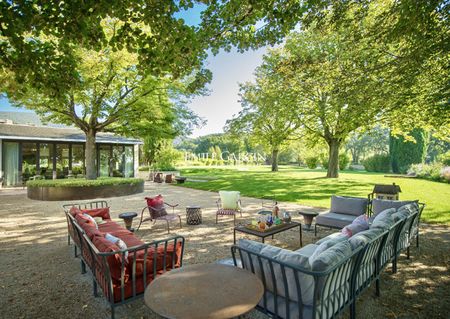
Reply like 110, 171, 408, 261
348, 228, 384, 250
260, 291, 313, 319
316, 232, 348, 245
295, 244, 318, 258
392, 206, 410, 221
316, 212, 356, 229
310, 240, 353, 272
309, 235, 348, 267
330, 195, 368, 216
370, 208, 396, 230
372, 199, 418, 216
239, 239, 315, 305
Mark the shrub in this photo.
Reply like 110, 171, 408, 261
437, 151, 450, 166
408, 163, 449, 183
363, 154, 391, 173
390, 129, 429, 173
26, 177, 144, 188
154, 146, 183, 171
339, 153, 351, 170
305, 156, 318, 169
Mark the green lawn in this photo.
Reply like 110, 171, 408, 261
178, 166, 450, 224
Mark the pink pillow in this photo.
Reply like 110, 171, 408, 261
342, 215, 369, 237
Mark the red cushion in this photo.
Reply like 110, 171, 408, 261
69, 206, 82, 216
79, 222, 102, 240
145, 195, 164, 209
98, 221, 144, 247
75, 213, 96, 227
81, 207, 111, 220
92, 236, 129, 283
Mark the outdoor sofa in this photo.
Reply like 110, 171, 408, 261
63, 201, 185, 319
314, 195, 369, 236
232, 200, 424, 319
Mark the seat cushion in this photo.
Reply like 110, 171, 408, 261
81, 207, 111, 220
370, 208, 396, 230
92, 235, 128, 282
239, 239, 314, 305
295, 244, 318, 258
316, 212, 356, 229
310, 240, 353, 272
259, 291, 313, 319
219, 191, 240, 209
372, 199, 418, 216
348, 227, 385, 250
331, 195, 368, 216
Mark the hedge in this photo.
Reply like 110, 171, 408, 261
26, 177, 144, 188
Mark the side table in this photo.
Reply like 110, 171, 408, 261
186, 206, 202, 225
119, 212, 138, 232
298, 211, 319, 230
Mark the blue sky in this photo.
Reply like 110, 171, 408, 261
0, 5, 268, 137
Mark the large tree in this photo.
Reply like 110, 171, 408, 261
5, 21, 205, 179
225, 58, 301, 171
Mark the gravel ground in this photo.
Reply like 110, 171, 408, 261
0, 182, 448, 319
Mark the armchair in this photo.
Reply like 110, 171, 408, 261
136, 195, 182, 233
216, 191, 242, 225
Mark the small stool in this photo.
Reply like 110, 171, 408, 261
119, 212, 138, 232
186, 206, 202, 225
298, 211, 319, 231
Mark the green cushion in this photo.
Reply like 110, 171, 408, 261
219, 191, 240, 209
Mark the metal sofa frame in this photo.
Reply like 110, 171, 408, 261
64, 202, 185, 319
232, 244, 366, 319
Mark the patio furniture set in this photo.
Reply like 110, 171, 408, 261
63, 189, 424, 319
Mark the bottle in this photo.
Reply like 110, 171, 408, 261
273, 205, 279, 218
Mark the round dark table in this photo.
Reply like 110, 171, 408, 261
186, 206, 202, 225
118, 212, 138, 232
298, 211, 319, 230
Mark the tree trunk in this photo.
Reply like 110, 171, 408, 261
85, 129, 97, 180
271, 149, 279, 172
327, 140, 340, 178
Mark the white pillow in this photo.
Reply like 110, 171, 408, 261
105, 233, 128, 259
83, 213, 98, 229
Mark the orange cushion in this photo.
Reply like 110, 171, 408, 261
79, 221, 102, 240
75, 213, 96, 227
92, 236, 128, 283
81, 207, 111, 220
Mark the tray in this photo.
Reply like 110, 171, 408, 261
244, 223, 286, 232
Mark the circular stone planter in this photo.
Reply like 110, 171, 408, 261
27, 181, 144, 201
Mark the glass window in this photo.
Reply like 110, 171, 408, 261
22, 143, 37, 180
98, 145, 110, 177
72, 144, 85, 176
55, 144, 69, 178
39, 143, 53, 179
112, 146, 124, 177
124, 146, 134, 177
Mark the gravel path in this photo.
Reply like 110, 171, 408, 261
0, 182, 448, 319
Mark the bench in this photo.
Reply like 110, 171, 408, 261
63, 201, 185, 319
232, 201, 424, 319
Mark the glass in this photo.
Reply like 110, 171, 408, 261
55, 144, 69, 178
112, 146, 124, 177
98, 145, 110, 177
71, 144, 85, 176
124, 146, 134, 177
22, 142, 37, 180
3, 142, 20, 186
39, 143, 54, 179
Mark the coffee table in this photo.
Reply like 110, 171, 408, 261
144, 263, 263, 319
234, 221, 302, 246
298, 211, 319, 231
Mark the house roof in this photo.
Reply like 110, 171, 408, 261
372, 183, 402, 194
0, 123, 142, 145
0, 111, 68, 128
